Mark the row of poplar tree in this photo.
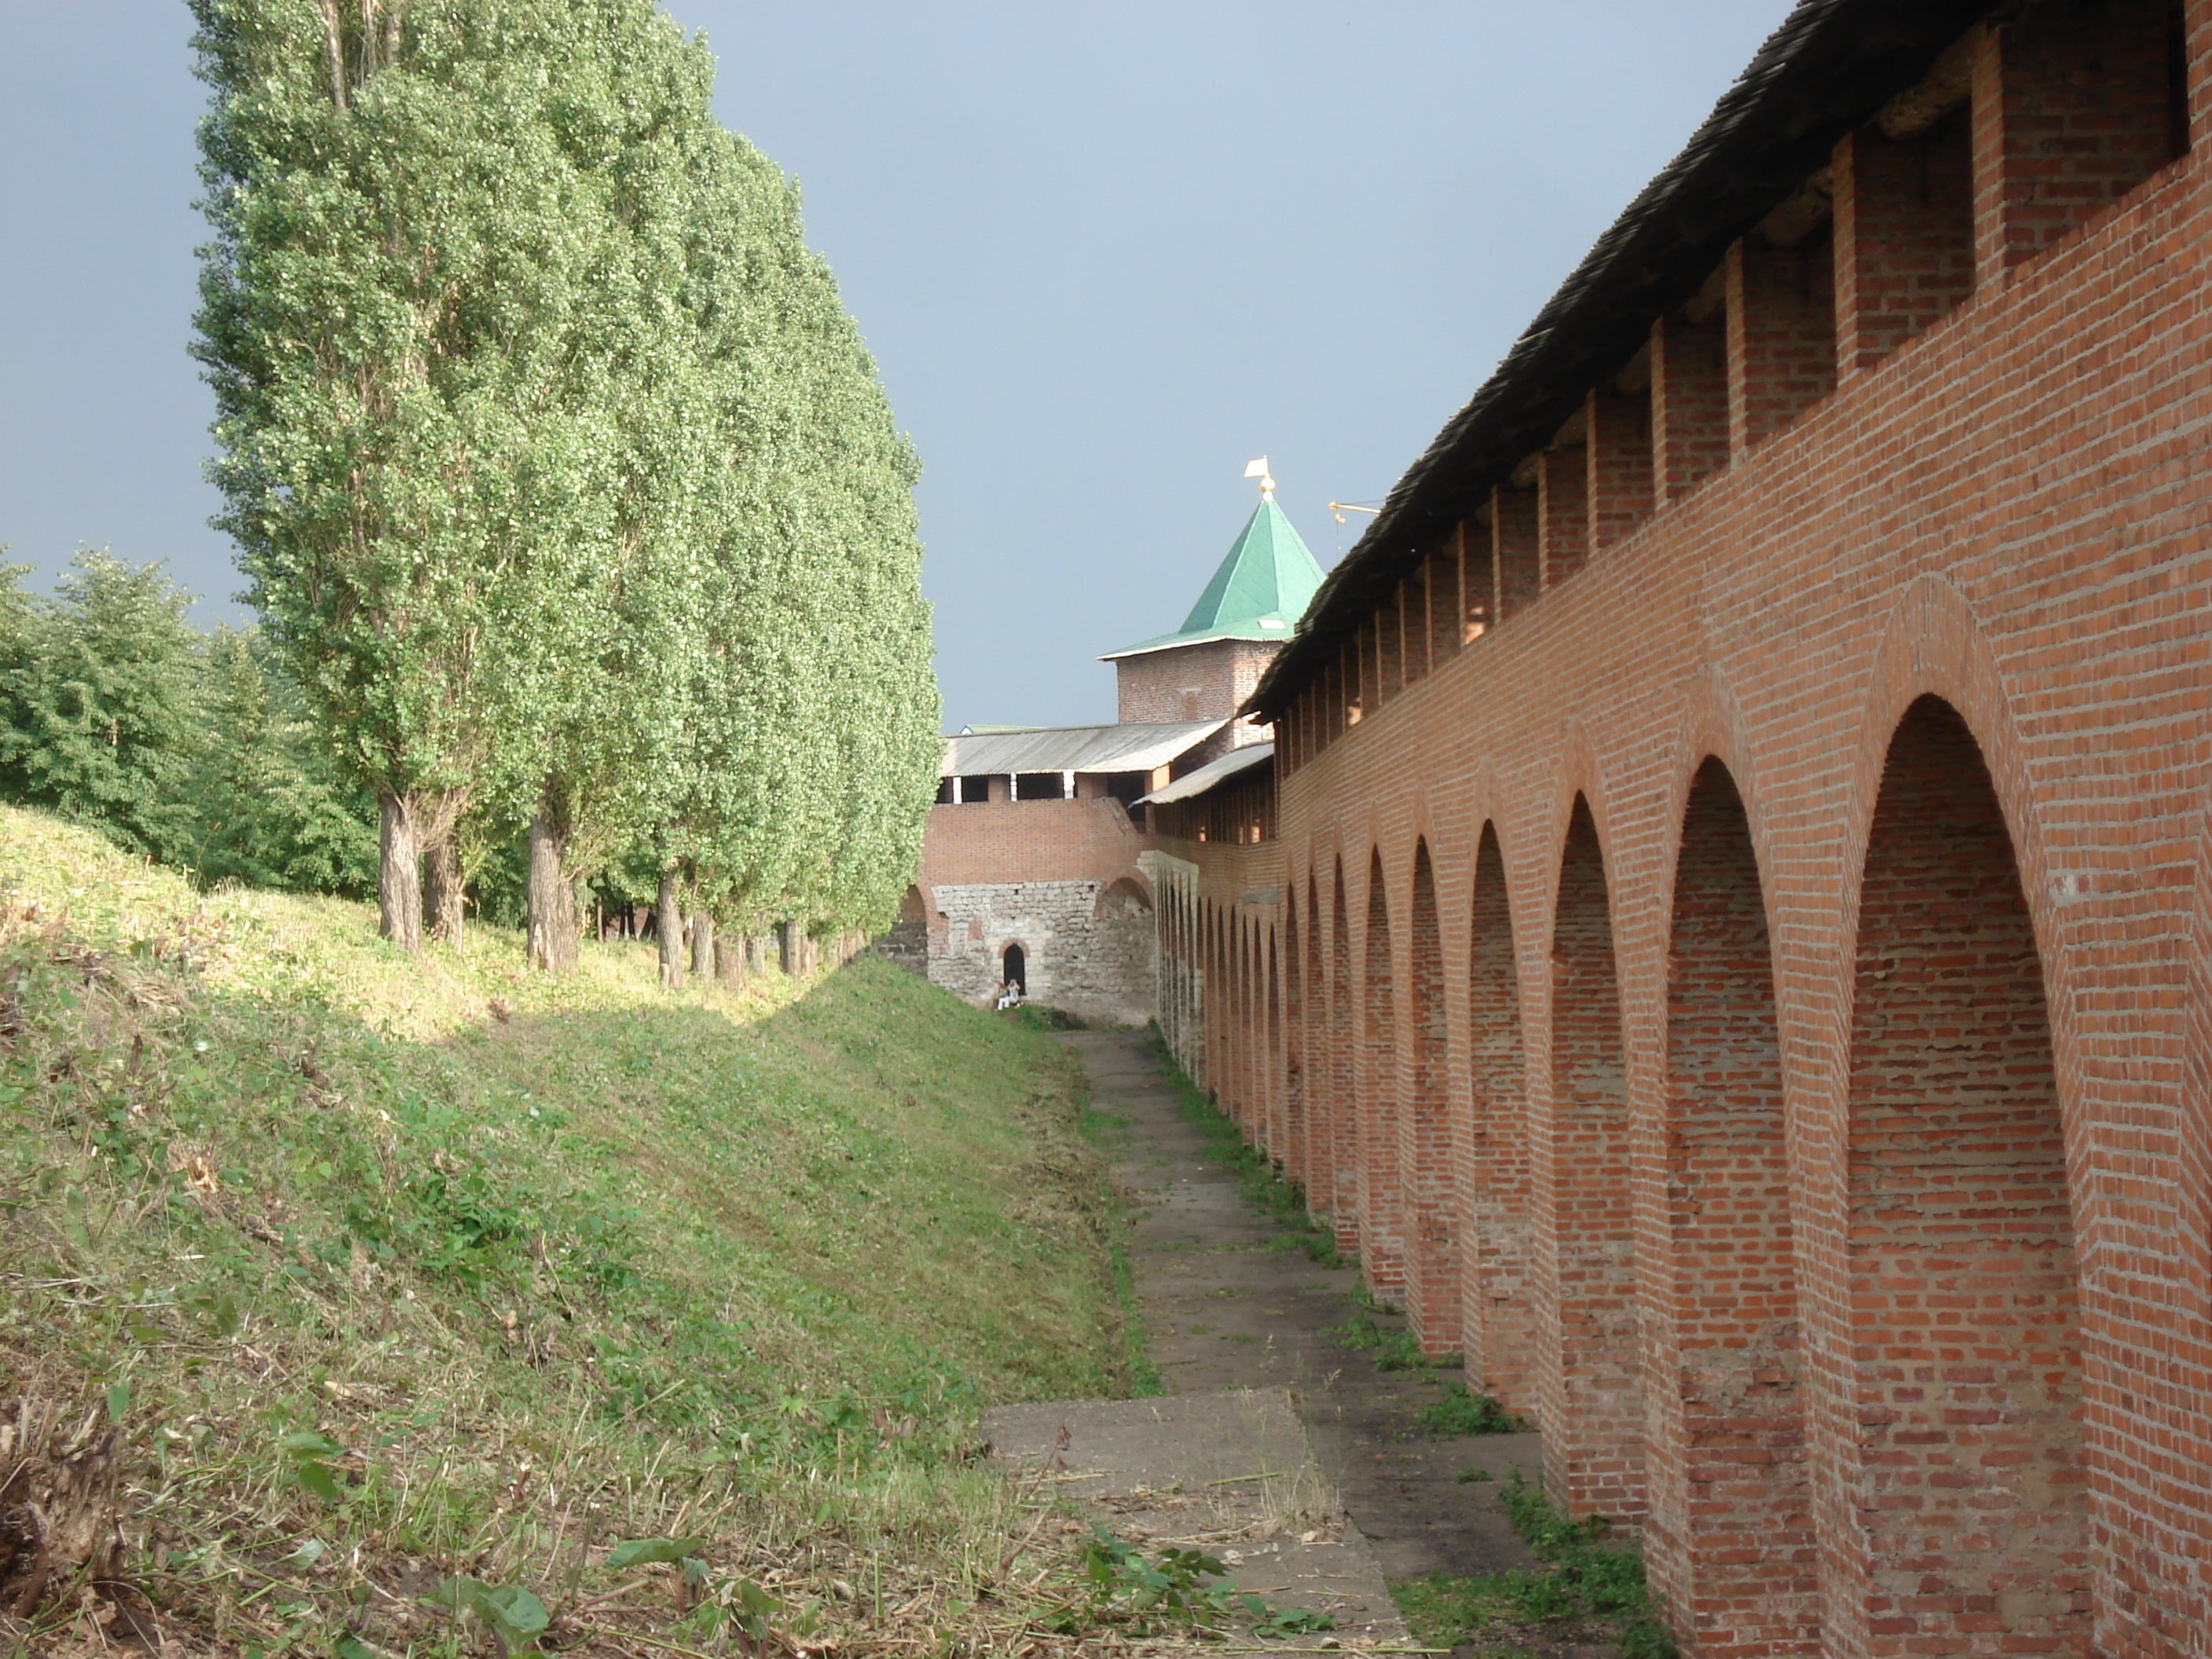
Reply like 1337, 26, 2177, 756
178, 0, 941, 974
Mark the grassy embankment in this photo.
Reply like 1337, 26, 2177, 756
0, 806, 1140, 1657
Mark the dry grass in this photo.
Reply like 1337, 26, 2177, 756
0, 807, 1144, 1658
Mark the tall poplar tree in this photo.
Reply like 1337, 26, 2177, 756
195, 1, 940, 966
192, 0, 641, 948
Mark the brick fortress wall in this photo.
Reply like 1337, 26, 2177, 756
1152, 12, 2212, 1659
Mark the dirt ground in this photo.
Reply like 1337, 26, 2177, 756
985, 1031, 1630, 1658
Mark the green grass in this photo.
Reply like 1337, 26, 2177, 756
1145, 1031, 1341, 1264
1391, 1471, 1678, 1659
0, 806, 1143, 1656
1077, 1100, 1163, 1397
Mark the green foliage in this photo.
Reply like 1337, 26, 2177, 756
1415, 1380, 1529, 1437
425, 1577, 550, 1654
186, 627, 379, 894
277, 1429, 349, 1503
0, 552, 377, 894
1068, 1526, 1332, 1640
0, 551, 205, 861
1390, 1473, 1677, 1659
607, 1537, 707, 1569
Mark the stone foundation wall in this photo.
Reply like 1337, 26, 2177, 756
927, 879, 1155, 1027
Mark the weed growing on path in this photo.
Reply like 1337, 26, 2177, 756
1058, 1525, 1335, 1643
1391, 1470, 1677, 1659
1415, 1379, 1529, 1436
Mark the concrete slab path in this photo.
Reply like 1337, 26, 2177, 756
982, 1029, 1548, 1657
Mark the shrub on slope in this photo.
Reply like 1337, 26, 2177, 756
0, 806, 1127, 1654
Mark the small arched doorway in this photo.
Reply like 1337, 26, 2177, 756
1002, 942, 1027, 995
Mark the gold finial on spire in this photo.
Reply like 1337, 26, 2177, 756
1243, 456, 1276, 500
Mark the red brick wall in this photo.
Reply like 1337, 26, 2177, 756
1654, 311, 1730, 500
1464, 825, 1536, 1409
1330, 860, 1358, 1252
1539, 445, 1590, 588
1729, 231, 1837, 452
1588, 385, 1655, 551
1540, 800, 1643, 1519
1115, 637, 1284, 738
1401, 845, 1456, 1354
1844, 700, 2085, 1659
1360, 855, 1404, 1292
1655, 760, 1815, 1659
1159, 44, 2212, 1658
917, 797, 1144, 892
1835, 118, 1975, 372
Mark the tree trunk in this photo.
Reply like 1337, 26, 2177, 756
716, 932, 746, 988
423, 831, 465, 946
691, 908, 716, 980
745, 930, 769, 977
377, 793, 423, 951
656, 872, 684, 990
526, 813, 579, 972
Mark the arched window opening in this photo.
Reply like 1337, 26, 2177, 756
1847, 698, 2084, 1659
1547, 797, 1643, 1521
1663, 759, 1811, 1654
1002, 942, 1027, 996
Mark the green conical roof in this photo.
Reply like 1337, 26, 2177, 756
1101, 498, 1326, 659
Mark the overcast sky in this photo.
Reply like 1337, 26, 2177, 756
0, 1, 1790, 732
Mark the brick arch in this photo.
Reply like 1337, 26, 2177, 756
1361, 848, 1404, 1295
1844, 574, 2080, 1142
1541, 793, 1643, 1521
1651, 665, 1779, 950
1402, 839, 1455, 1354
1329, 856, 1359, 1251
1246, 911, 1262, 1134
1843, 694, 2086, 1659
1463, 819, 1536, 1410
1526, 716, 1628, 958
1264, 922, 1284, 1163
1283, 884, 1308, 1191
1092, 870, 1153, 915
1654, 756, 1815, 1657
1304, 868, 1329, 1213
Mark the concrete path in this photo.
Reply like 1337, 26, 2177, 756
983, 1029, 1545, 1656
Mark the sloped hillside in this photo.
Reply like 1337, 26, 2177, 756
0, 807, 1136, 1656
